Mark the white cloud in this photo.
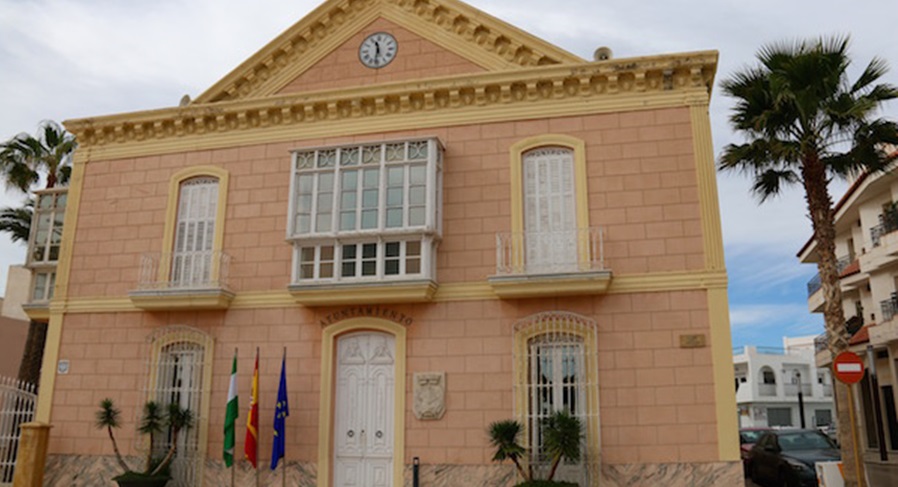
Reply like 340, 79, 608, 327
730, 303, 822, 331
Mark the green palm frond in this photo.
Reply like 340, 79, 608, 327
0, 120, 76, 192
0, 200, 33, 243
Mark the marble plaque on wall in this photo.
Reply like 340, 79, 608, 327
413, 372, 446, 420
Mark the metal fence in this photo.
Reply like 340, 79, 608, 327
137, 251, 231, 290
496, 228, 605, 276
806, 255, 852, 296
0, 377, 36, 485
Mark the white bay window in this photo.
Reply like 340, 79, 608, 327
289, 138, 442, 286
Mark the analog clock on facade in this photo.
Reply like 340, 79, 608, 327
359, 32, 397, 69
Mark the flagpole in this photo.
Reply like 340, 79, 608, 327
232, 347, 237, 487
256, 347, 260, 487
283, 347, 287, 487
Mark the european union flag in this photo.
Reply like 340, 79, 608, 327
270, 352, 289, 470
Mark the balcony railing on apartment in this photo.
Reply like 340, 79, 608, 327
814, 333, 828, 353
758, 384, 777, 396
806, 255, 852, 297
495, 227, 605, 276
784, 383, 813, 396
882, 294, 898, 322
137, 251, 231, 290
871, 208, 898, 247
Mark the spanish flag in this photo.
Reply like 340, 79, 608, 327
244, 348, 259, 468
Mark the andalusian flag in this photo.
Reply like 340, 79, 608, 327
270, 350, 289, 470
245, 348, 259, 468
223, 349, 239, 467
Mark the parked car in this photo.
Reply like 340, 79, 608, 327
739, 428, 771, 475
749, 429, 840, 487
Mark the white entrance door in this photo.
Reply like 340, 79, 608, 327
334, 332, 395, 487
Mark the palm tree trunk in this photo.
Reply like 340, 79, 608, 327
107, 426, 132, 473
511, 457, 530, 482
16, 321, 47, 388
802, 154, 860, 487
546, 455, 561, 481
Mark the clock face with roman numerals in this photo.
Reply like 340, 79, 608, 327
359, 32, 397, 69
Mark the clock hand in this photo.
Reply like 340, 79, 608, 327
375, 42, 381, 60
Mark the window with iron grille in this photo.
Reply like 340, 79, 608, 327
146, 328, 211, 487
289, 138, 442, 284
514, 312, 599, 485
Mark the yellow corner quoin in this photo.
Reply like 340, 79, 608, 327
34, 150, 88, 423
318, 318, 406, 487
688, 103, 738, 461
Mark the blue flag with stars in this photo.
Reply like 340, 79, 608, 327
270, 351, 289, 470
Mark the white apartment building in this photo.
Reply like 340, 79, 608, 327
734, 336, 835, 429
799, 162, 898, 470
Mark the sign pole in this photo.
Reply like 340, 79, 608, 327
846, 384, 866, 487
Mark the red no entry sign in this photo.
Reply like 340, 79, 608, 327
833, 351, 865, 384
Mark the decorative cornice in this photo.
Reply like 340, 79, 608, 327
65, 51, 718, 160
194, 0, 583, 104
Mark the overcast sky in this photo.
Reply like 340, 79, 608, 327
1, 0, 896, 347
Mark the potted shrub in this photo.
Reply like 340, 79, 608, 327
488, 411, 583, 487
95, 398, 194, 487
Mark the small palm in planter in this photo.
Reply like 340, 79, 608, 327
96, 398, 194, 487
489, 411, 583, 487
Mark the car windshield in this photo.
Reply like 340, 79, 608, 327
741, 430, 765, 443
778, 431, 834, 451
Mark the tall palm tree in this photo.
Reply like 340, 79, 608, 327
0, 121, 76, 391
0, 120, 75, 192
720, 36, 898, 487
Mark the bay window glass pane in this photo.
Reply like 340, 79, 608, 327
342, 244, 357, 277
386, 209, 403, 227
410, 165, 426, 184
56, 192, 67, 209
341, 171, 358, 230
316, 173, 334, 232
406, 241, 421, 274
409, 187, 425, 205
32, 273, 47, 301
409, 208, 425, 226
362, 243, 377, 276
300, 248, 315, 279
320, 246, 334, 278
385, 242, 400, 275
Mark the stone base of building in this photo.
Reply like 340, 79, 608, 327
43, 455, 741, 487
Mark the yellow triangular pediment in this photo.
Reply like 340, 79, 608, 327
194, 0, 583, 104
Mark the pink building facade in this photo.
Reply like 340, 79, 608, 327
35, 1, 739, 485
